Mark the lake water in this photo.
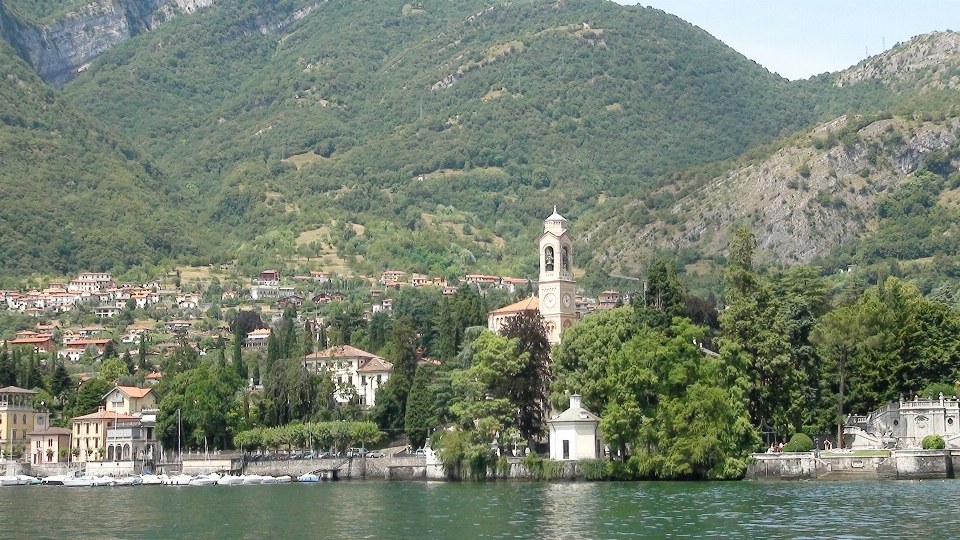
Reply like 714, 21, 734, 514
2, 480, 958, 539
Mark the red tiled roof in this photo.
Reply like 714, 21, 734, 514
357, 357, 394, 373
110, 386, 155, 399
305, 345, 378, 360
489, 296, 539, 315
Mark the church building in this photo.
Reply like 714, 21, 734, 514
487, 208, 578, 345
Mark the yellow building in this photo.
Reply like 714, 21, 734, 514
0, 386, 51, 460
103, 386, 158, 415
71, 407, 139, 463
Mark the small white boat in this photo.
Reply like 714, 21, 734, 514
240, 474, 263, 485
62, 476, 95, 487
141, 474, 163, 485
92, 476, 117, 487
276, 475, 292, 483
42, 475, 67, 486
297, 473, 320, 483
217, 475, 244, 486
0, 476, 22, 486
115, 476, 143, 486
20, 475, 40, 485
163, 474, 193, 486
259, 475, 278, 484
189, 473, 221, 486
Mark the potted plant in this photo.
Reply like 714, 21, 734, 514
46, 448, 54, 462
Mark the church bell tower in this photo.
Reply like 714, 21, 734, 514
538, 207, 578, 344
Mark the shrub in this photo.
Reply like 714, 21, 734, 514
577, 458, 610, 480
524, 453, 566, 480
922, 435, 946, 450
782, 433, 814, 452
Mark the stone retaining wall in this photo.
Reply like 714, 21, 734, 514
745, 450, 959, 481
244, 456, 427, 479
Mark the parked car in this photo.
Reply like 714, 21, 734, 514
414, 448, 427, 457
365, 450, 386, 458
346, 447, 368, 458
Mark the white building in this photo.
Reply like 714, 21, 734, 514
303, 345, 393, 407
547, 395, 603, 461
846, 395, 960, 449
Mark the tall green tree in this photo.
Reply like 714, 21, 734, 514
718, 227, 797, 433
498, 309, 551, 444
404, 366, 435, 448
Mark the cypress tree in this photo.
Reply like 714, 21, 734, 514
51, 362, 71, 397
137, 337, 148, 372
232, 325, 246, 382
0, 344, 14, 387
404, 366, 435, 448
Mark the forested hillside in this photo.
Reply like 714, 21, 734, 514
57, 0, 838, 280
1, 0, 958, 290
0, 39, 207, 275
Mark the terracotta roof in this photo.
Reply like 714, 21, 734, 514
9, 337, 54, 344
357, 357, 394, 373
145, 372, 163, 380
72, 410, 139, 421
0, 386, 38, 394
306, 345, 378, 360
489, 296, 539, 315
108, 386, 155, 399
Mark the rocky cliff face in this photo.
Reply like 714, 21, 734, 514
0, 0, 212, 87
589, 114, 960, 271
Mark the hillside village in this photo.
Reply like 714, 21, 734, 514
0, 250, 625, 468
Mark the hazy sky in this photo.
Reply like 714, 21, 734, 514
614, 1, 958, 80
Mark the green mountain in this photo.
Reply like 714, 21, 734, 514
54, 0, 844, 278
1, 0, 957, 289
0, 38, 204, 276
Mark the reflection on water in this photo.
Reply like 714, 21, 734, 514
2, 480, 960, 539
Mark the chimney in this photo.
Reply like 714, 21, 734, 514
570, 394, 582, 410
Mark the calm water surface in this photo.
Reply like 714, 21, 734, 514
1, 480, 957, 539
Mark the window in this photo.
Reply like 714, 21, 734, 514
85, 424, 89, 434
12, 415, 16, 425
562, 440, 570, 460
37, 416, 44, 425
361, 376, 367, 385
22, 414, 26, 424
377, 375, 382, 384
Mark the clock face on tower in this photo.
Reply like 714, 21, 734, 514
544, 293, 556, 308
562, 293, 572, 308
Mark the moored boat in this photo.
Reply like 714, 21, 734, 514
297, 473, 320, 483
189, 473, 221, 486
259, 475, 278, 484
163, 474, 193, 486
217, 475, 244, 485
141, 474, 163, 485
42, 475, 67, 486
115, 476, 143, 486
240, 474, 263, 485
92, 476, 117, 487
62, 476, 94, 487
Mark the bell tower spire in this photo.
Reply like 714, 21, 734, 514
538, 207, 577, 344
